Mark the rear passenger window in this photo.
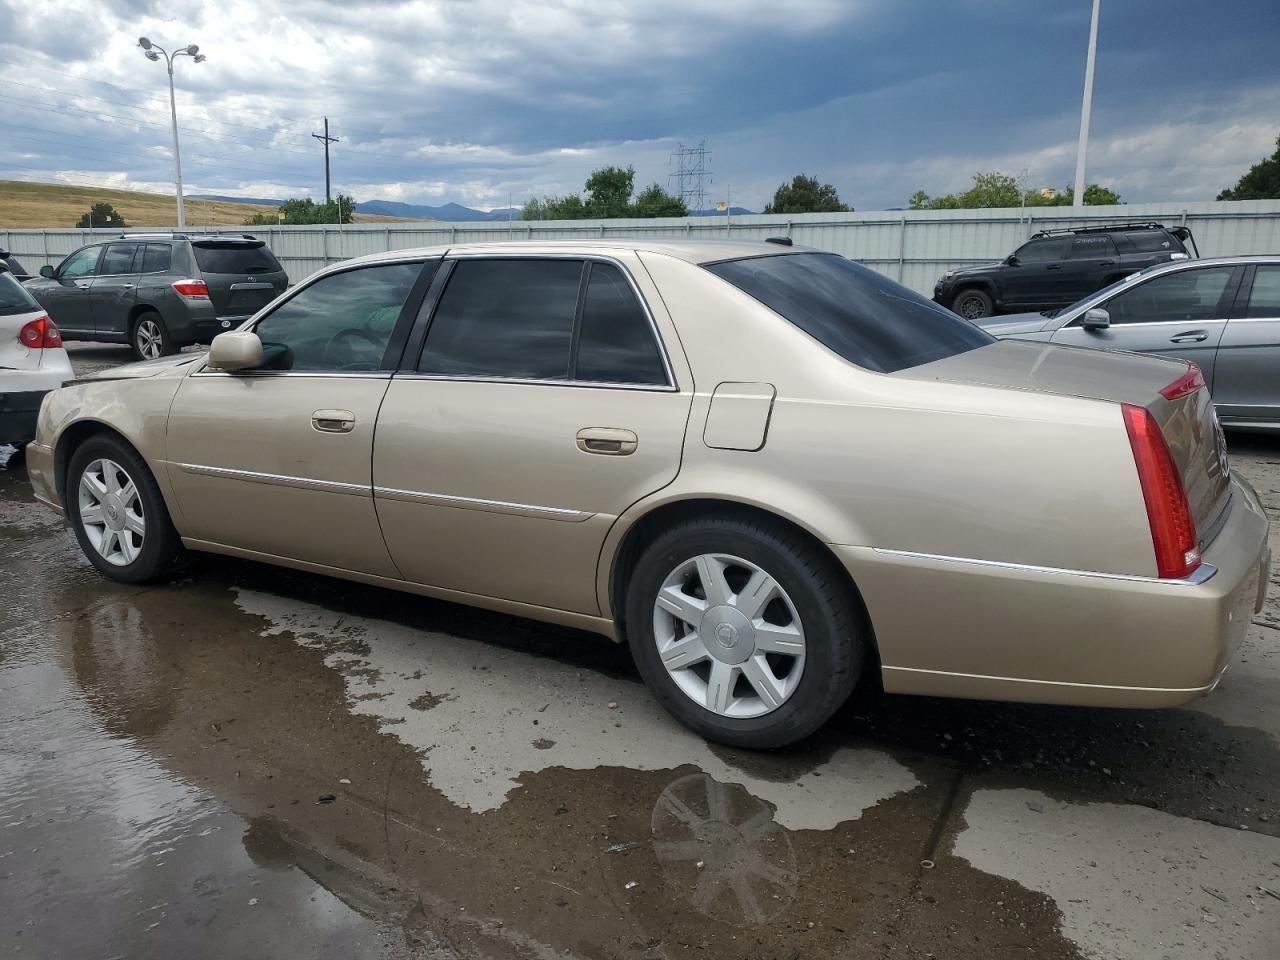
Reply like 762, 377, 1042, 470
98, 243, 138, 276
140, 243, 172, 273
418, 259, 581, 380
1068, 236, 1117, 259
574, 263, 667, 385
1243, 266, 1280, 318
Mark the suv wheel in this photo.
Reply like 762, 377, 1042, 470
624, 515, 863, 748
952, 288, 994, 320
131, 310, 175, 361
67, 434, 185, 583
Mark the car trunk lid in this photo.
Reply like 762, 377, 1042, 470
902, 339, 1232, 539
190, 240, 288, 318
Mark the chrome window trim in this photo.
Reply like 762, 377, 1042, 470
871, 547, 1218, 586
421, 252, 678, 390
373, 485, 592, 522
392, 372, 679, 393
193, 369, 393, 380
175, 462, 371, 496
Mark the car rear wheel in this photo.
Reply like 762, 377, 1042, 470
624, 515, 863, 748
130, 310, 176, 361
952, 288, 994, 320
68, 435, 185, 583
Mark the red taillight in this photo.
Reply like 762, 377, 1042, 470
1122, 403, 1200, 579
18, 314, 62, 349
171, 279, 210, 299
1160, 363, 1205, 401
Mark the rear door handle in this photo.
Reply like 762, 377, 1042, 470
1045, 264, 1062, 270
75, 282, 91, 289
312, 409, 355, 433
576, 427, 637, 456
1169, 331, 1209, 343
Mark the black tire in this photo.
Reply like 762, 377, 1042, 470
130, 310, 177, 361
951, 288, 994, 321
624, 515, 863, 749
67, 434, 185, 583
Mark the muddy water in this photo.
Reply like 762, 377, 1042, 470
2, 362, 1280, 958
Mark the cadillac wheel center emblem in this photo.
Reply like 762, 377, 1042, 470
714, 622, 738, 649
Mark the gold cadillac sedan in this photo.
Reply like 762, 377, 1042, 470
26, 240, 1272, 748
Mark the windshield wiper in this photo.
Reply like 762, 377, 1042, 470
1039, 308, 1061, 318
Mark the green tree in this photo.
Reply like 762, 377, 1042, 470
245, 194, 355, 225
762, 174, 850, 214
76, 202, 126, 228
910, 172, 1121, 209
631, 182, 688, 218
1217, 134, 1280, 200
520, 167, 687, 220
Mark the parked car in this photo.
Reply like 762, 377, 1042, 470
24, 234, 288, 361
26, 241, 1270, 748
0, 263, 71, 446
978, 255, 1280, 431
934, 222, 1198, 320
1, 248, 33, 282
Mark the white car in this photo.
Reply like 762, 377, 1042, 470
0, 266, 72, 446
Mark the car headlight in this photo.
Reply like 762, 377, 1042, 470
943, 271, 955, 280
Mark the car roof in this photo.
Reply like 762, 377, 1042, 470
340, 238, 811, 269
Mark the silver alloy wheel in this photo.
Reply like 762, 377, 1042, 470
135, 318, 163, 359
77, 458, 145, 566
652, 553, 806, 719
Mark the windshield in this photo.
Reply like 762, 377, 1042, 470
0, 270, 40, 316
705, 252, 992, 373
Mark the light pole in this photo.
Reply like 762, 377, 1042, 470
1072, 0, 1101, 208
138, 37, 206, 229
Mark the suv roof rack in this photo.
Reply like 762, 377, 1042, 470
118, 232, 189, 240
1031, 221, 1167, 239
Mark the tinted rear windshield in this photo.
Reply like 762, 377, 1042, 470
705, 252, 992, 373
192, 241, 282, 274
0, 271, 40, 316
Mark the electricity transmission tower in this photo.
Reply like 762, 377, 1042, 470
312, 117, 340, 203
669, 141, 711, 214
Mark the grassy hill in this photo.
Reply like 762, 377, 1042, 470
0, 180, 413, 228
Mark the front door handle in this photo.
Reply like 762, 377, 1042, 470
576, 427, 637, 456
1169, 331, 1209, 343
1045, 264, 1062, 270
75, 282, 91, 290
312, 409, 355, 433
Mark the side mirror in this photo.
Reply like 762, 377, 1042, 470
1004, 255, 1020, 266
208, 331, 263, 371
1082, 307, 1111, 331
39, 265, 55, 279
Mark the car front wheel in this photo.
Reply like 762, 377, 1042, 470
625, 515, 863, 748
67, 435, 185, 582
952, 288, 994, 320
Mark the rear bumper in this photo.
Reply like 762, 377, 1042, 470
838, 475, 1271, 708
0, 390, 53, 444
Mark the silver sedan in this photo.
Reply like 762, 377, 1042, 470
978, 255, 1280, 430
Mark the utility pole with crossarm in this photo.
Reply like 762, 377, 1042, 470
312, 118, 339, 204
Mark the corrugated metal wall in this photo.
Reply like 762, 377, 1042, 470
4, 200, 1279, 297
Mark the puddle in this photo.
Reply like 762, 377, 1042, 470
233, 587, 920, 827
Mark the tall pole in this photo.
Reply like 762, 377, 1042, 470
165, 58, 186, 229
313, 118, 339, 204
1072, 0, 1101, 208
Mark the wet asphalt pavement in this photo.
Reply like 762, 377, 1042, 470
2, 344, 1279, 959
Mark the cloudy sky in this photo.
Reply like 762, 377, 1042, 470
1, 0, 1277, 212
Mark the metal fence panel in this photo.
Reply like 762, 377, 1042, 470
4, 200, 1278, 296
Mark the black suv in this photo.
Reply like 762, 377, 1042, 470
25, 234, 289, 360
934, 222, 1198, 320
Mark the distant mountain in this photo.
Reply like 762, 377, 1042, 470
188, 194, 755, 221
189, 194, 283, 207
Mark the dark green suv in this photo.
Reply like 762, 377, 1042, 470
26, 234, 289, 360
